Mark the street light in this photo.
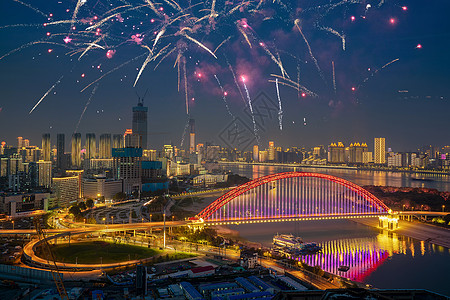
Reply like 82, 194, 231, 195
102, 217, 106, 225
443, 205, 446, 212
12, 220, 14, 230
111, 216, 114, 224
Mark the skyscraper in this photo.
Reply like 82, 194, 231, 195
17, 136, 23, 150
85, 133, 96, 159
42, 133, 51, 161
56, 133, 65, 170
268, 141, 275, 161
132, 100, 148, 149
99, 134, 112, 158
253, 145, 259, 162
374, 137, 386, 164
189, 119, 195, 154
113, 134, 123, 149
37, 160, 52, 188
71, 133, 82, 168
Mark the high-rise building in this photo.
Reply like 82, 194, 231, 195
113, 134, 123, 149
328, 142, 345, 163
37, 160, 52, 188
268, 141, 275, 161
85, 133, 96, 159
374, 138, 386, 164
71, 133, 82, 168
24, 139, 30, 147
99, 134, 112, 159
189, 119, 195, 154
17, 137, 23, 150
363, 152, 373, 164
56, 134, 65, 170
253, 145, 259, 162
41, 133, 51, 161
112, 148, 142, 195
163, 145, 174, 159
124, 129, 141, 148
349, 142, 368, 164
132, 100, 148, 149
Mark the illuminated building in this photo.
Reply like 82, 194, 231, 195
52, 176, 80, 207
37, 160, 52, 188
85, 133, 96, 159
268, 141, 275, 161
99, 134, 112, 159
253, 145, 259, 162
189, 119, 195, 154
124, 129, 141, 148
112, 148, 142, 195
349, 142, 368, 164
163, 145, 174, 159
0, 141, 5, 155
82, 176, 122, 199
259, 150, 268, 162
23, 139, 30, 147
143, 149, 157, 161
328, 142, 345, 164
17, 136, 23, 150
363, 152, 373, 164
87, 158, 114, 170
206, 145, 220, 161
132, 100, 148, 150
112, 134, 123, 149
56, 133, 65, 171
41, 133, 51, 161
374, 137, 386, 164
19, 146, 41, 163
71, 133, 82, 168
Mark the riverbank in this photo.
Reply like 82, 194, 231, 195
217, 161, 450, 176
353, 218, 450, 249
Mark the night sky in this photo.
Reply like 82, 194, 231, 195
1, 0, 450, 152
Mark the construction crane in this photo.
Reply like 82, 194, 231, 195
34, 218, 69, 300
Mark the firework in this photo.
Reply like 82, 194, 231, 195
275, 78, 283, 131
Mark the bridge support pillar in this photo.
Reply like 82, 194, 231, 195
379, 215, 399, 230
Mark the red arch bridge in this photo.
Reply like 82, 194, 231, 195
189, 172, 398, 229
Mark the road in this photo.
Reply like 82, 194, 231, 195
354, 218, 450, 248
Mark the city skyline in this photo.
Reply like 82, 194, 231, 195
0, 1, 450, 151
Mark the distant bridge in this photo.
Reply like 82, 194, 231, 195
191, 172, 392, 225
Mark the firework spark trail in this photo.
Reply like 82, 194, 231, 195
180, 115, 190, 147
133, 51, 153, 87
294, 19, 325, 82
237, 26, 252, 48
154, 46, 176, 70
0, 24, 42, 30
360, 58, 399, 86
214, 75, 234, 118
144, 0, 159, 14
153, 27, 166, 49
321, 26, 346, 50
297, 62, 301, 99
71, 0, 87, 29
0, 40, 72, 61
78, 35, 105, 60
29, 75, 64, 114
332, 61, 336, 95
182, 56, 189, 115
74, 84, 99, 133
214, 36, 231, 54
270, 74, 318, 97
13, 0, 47, 18
183, 34, 217, 59
226, 58, 247, 107
242, 79, 259, 142
275, 78, 283, 131
81, 53, 146, 92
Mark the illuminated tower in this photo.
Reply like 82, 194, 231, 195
253, 145, 259, 162
17, 137, 23, 150
99, 134, 112, 158
71, 133, 82, 168
85, 133, 96, 159
189, 119, 195, 154
113, 134, 123, 149
56, 133, 65, 170
268, 141, 275, 161
374, 138, 386, 164
132, 100, 148, 149
41, 133, 51, 161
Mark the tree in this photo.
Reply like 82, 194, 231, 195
69, 205, 82, 219
78, 201, 87, 210
113, 192, 127, 201
86, 199, 94, 208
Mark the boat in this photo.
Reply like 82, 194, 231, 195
338, 265, 350, 272
411, 177, 434, 182
273, 234, 303, 249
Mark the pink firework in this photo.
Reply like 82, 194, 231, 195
63, 36, 72, 44
131, 34, 143, 44
106, 50, 116, 59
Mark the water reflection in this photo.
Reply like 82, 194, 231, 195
288, 230, 449, 281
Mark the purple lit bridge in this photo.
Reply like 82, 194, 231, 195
190, 172, 396, 227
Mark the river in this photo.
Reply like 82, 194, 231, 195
216, 163, 450, 296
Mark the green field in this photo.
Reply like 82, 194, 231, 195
45, 241, 162, 264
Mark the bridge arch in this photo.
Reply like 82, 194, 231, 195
196, 172, 389, 222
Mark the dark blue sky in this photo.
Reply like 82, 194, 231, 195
1, 0, 450, 152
